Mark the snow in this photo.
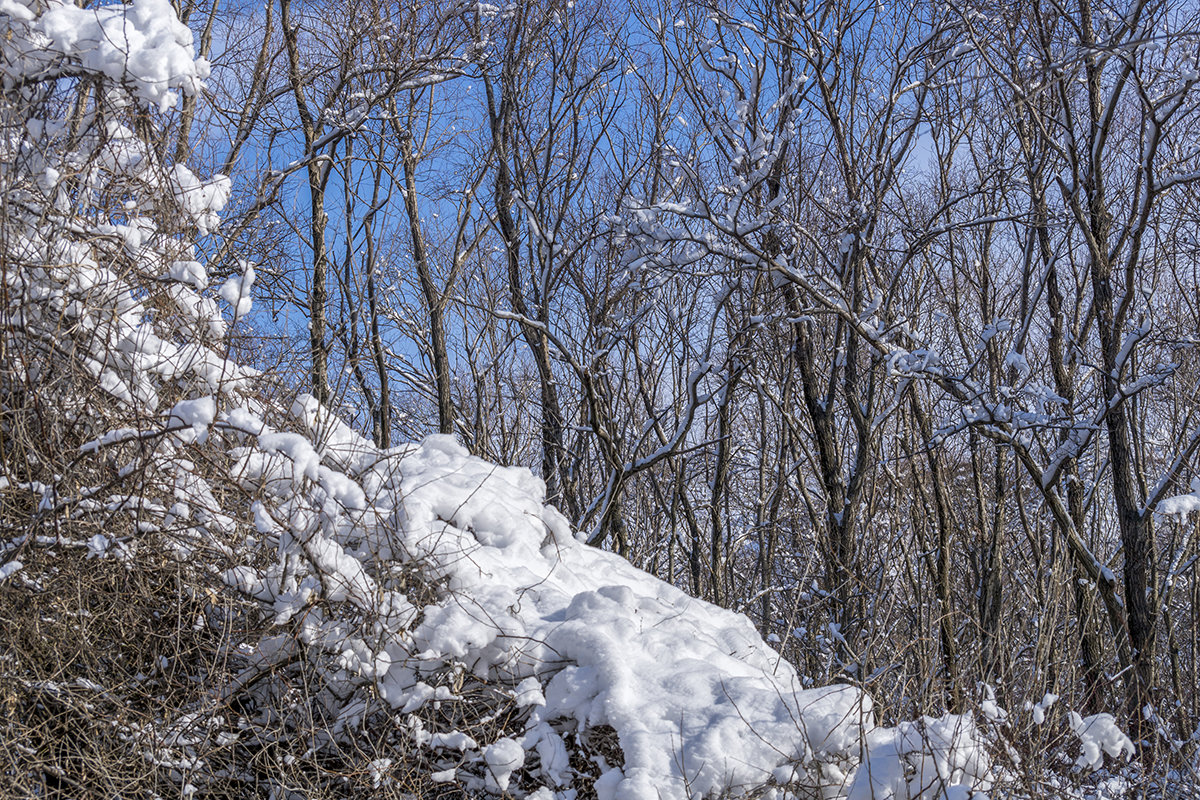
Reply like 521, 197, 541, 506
25, 0, 209, 111
255, 431, 322, 484
514, 675, 546, 707
0, 560, 23, 582
217, 419, 992, 799
431, 730, 480, 751
1159, 478, 1200, 519
0, 0, 33, 22
431, 768, 458, 783
170, 165, 232, 235
1004, 349, 1030, 377
484, 737, 526, 792
1069, 712, 1135, 771
1026, 692, 1058, 725
367, 758, 392, 789
398, 682, 459, 713
86, 533, 111, 559
218, 262, 255, 320
847, 715, 991, 800
167, 396, 216, 444
168, 260, 208, 291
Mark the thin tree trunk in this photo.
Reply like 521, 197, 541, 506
909, 392, 963, 712
397, 130, 455, 436
483, 63, 568, 509
363, 160, 391, 448
174, 0, 220, 163
281, 0, 330, 405
1076, 0, 1157, 717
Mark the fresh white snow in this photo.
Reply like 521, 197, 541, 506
213, 403, 994, 799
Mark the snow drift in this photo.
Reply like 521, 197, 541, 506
192, 392, 996, 800
221, 400, 864, 798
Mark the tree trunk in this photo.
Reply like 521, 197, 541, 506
398, 131, 455, 436
281, 0, 330, 404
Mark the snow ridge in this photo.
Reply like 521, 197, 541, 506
210, 393, 996, 800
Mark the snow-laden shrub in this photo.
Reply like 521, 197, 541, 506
0, 1, 254, 796
0, 2, 999, 799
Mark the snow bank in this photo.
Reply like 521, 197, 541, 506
211, 402, 994, 799
385, 434, 870, 798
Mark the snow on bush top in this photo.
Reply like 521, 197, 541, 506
213, 395, 996, 799
339, 428, 870, 797
1160, 477, 1200, 520
4, 0, 208, 110
1, 0, 241, 415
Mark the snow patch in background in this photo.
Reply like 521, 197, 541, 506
1069, 713, 1135, 772
1160, 478, 1200, 519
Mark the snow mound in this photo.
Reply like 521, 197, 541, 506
208, 398, 994, 799
373, 433, 868, 797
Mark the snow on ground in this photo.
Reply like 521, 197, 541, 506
214, 396, 997, 799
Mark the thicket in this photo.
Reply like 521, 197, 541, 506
2, 0, 1200, 797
